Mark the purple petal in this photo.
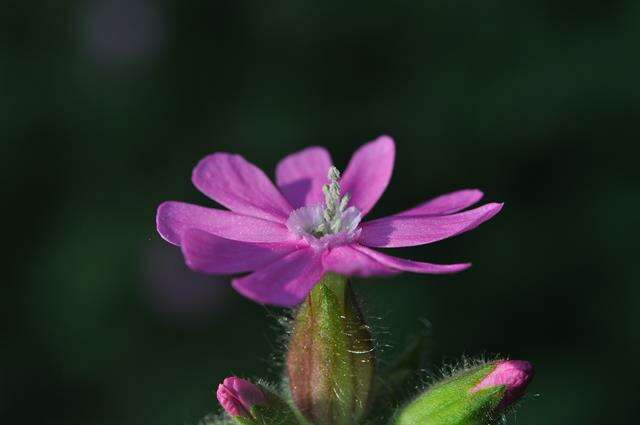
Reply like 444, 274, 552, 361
181, 229, 300, 274
192, 153, 293, 222
156, 201, 293, 245
322, 245, 399, 277
276, 146, 333, 208
353, 245, 472, 274
340, 135, 395, 216
231, 248, 324, 307
359, 203, 503, 248
393, 189, 484, 216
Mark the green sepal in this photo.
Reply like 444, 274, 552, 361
394, 363, 505, 425
287, 273, 375, 425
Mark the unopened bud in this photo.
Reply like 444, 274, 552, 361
216, 377, 298, 425
286, 273, 375, 425
470, 360, 534, 410
217, 377, 266, 421
395, 360, 534, 425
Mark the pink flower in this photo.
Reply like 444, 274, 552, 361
216, 377, 266, 418
156, 136, 502, 306
471, 360, 534, 410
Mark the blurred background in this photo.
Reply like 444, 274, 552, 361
3, 1, 639, 424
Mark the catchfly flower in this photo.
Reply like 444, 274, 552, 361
156, 136, 502, 306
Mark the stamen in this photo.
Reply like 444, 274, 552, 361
313, 166, 352, 236
339, 194, 350, 212
328, 166, 341, 182
287, 166, 361, 249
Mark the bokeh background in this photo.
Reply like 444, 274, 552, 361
3, 1, 639, 424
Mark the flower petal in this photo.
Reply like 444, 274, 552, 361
393, 189, 484, 216
359, 203, 503, 248
340, 135, 395, 216
276, 146, 333, 208
353, 245, 471, 274
181, 229, 300, 274
156, 201, 293, 245
192, 153, 293, 222
322, 245, 399, 277
231, 248, 324, 307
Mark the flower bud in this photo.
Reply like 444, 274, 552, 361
216, 377, 266, 420
216, 377, 299, 425
394, 360, 534, 425
470, 360, 534, 410
286, 273, 375, 425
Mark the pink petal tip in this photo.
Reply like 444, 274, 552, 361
472, 360, 534, 409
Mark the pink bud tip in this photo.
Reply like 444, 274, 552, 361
471, 360, 534, 409
216, 377, 266, 417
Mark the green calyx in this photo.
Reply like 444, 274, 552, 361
394, 363, 506, 425
286, 273, 375, 425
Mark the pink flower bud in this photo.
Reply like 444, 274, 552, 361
216, 377, 266, 418
471, 360, 534, 409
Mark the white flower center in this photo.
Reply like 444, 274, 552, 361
286, 166, 361, 250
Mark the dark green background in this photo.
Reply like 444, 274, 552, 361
3, 1, 638, 424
